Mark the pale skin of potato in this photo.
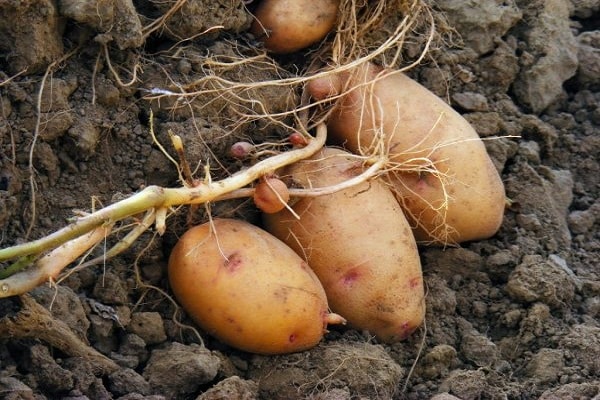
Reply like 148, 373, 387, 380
308, 62, 506, 245
264, 148, 425, 343
250, 0, 339, 54
168, 218, 343, 355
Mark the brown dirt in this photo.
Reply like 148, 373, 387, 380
1, 1, 599, 399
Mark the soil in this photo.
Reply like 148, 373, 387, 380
0, 1, 599, 399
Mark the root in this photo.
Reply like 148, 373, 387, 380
102, 43, 141, 88
141, 0, 435, 136
141, 0, 188, 40
0, 122, 389, 298
26, 48, 79, 239
0, 294, 119, 375
401, 317, 427, 393
26, 63, 53, 239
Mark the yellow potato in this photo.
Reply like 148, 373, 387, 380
168, 218, 344, 354
250, 0, 339, 54
308, 62, 506, 245
264, 148, 425, 342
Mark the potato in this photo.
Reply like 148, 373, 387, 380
253, 177, 290, 213
168, 218, 344, 354
250, 0, 339, 54
307, 62, 506, 245
264, 148, 425, 342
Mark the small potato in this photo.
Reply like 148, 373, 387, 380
308, 62, 506, 245
264, 148, 425, 342
253, 177, 290, 214
250, 0, 339, 54
168, 218, 343, 354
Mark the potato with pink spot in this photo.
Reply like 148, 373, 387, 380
307, 62, 506, 245
263, 148, 425, 343
168, 218, 344, 355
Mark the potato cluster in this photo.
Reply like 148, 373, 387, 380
168, 62, 505, 353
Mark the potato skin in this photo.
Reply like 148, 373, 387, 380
168, 218, 335, 354
264, 148, 425, 342
250, 0, 339, 54
308, 62, 506, 245
253, 177, 290, 214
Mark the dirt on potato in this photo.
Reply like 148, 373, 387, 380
0, 0, 599, 399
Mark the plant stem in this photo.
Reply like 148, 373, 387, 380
0, 124, 327, 264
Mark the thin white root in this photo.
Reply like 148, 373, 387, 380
60, 209, 158, 279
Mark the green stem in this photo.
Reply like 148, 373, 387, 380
0, 255, 38, 279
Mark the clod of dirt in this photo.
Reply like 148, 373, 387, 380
38, 77, 78, 113
465, 111, 505, 138
418, 344, 458, 379
62, 357, 101, 395
148, 0, 251, 41
0, 164, 23, 228
247, 340, 403, 399
457, 318, 501, 368
142, 342, 221, 398
485, 248, 519, 283
435, 0, 522, 55
60, 0, 143, 49
569, 0, 600, 18
559, 324, 600, 376
513, 302, 551, 348
479, 40, 521, 94
538, 382, 600, 399
20, 344, 75, 394
424, 274, 457, 316
0, 193, 18, 230
423, 248, 484, 281
67, 119, 101, 156
0, 0, 64, 74
88, 312, 119, 355
505, 162, 573, 254
107, 368, 152, 397
31, 286, 90, 340
568, 199, 600, 234
520, 114, 560, 155
127, 312, 168, 346
112, 333, 149, 369
430, 394, 462, 400
576, 31, 600, 89
59, 0, 115, 32
92, 271, 130, 305
524, 348, 565, 385
306, 387, 354, 400
438, 369, 487, 400
0, 376, 34, 399
505, 254, 577, 308
512, 0, 578, 113
452, 92, 489, 112
196, 376, 259, 400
